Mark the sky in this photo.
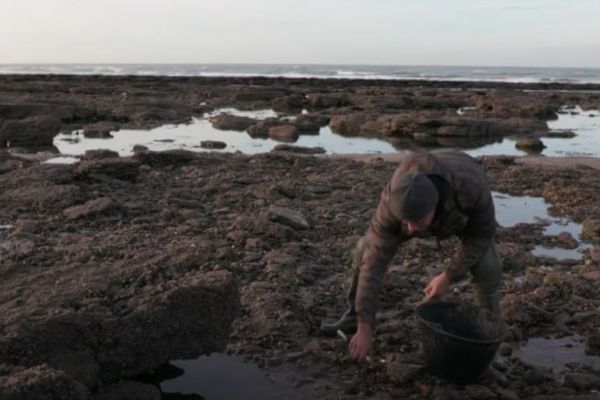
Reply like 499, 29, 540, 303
1, 0, 599, 67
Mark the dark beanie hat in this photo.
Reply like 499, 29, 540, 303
389, 172, 439, 221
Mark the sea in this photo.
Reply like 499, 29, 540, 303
1, 64, 600, 84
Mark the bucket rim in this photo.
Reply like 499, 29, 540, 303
415, 301, 503, 345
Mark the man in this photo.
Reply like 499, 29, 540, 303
320, 150, 502, 360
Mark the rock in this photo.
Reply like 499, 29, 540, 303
306, 93, 350, 109
132, 145, 148, 153
81, 149, 120, 161
75, 158, 140, 181
63, 197, 117, 220
292, 114, 329, 134
495, 387, 520, 400
133, 149, 196, 167
386, 362, 422, 384
0, 364, 90, 400
546, 130, 576, 138
560, 372, 600, 390
268, 125, 299, 143
1, 181, 82, 213
554, 231, 579, 249
0, 239, 35, 259
582, 218, 600, 241
267, 206, 310, 230
82, 122, 117, 138
93, 380, 161, 400
0, 116, 61, 148
200, 140, 227, 149
412, 132, 438, 145
515, 138, 546, 153
272, 94, 306, 112
524, 367, 554, 385
465, 384, 496, 399
209, 114, 257, 131
271, 144, 326, 154
590, 246, 600, 262
329, 114, 371, 135
247, 118, 280, 138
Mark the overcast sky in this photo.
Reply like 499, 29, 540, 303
1, 0, 599, 67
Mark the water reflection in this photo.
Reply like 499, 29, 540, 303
493, 192, 591, 261
53, 118, 397, 156
468, 106, 600, 157
49, 105, 600, 161
516, 335, 600, 372
141, 354, 302, 400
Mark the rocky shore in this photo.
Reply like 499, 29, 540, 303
1, 75, 600, 399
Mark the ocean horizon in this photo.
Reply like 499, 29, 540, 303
2, 63, 600, 84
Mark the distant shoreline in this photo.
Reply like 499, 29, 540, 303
2, 63, 600, 85
2, 73, 600, 92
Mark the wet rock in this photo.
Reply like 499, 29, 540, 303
465, 384, 496, 399
524, 367, 554, 385
81, 149, 120, 161
516, 138, 546, 153
1, 183, 82, 213
93, 380, 160, 400
386, 362, 422, 385
431, 387, 464, 400
590, 246, 600, 262
133, 149, 195, 167
412, 132, 438, 145
0, 115, 61, 148
560, 372, 600, 390
307, 93, 350, 109
209, 114, 257, 131
293, 114, 330, 134
582, 218, 600, 241
232, 215, 298, 242
527, 396, 600, 400
272, 94, 306, 112
200, 140, 227, 149
554, 231, 579, 249
63, 197, 118, 220
495, 387, 520, 400
546, 130, 576, 138
271, 144, 326, 154
329, 113, 372, 135
0, 364, 90, 400
132, 145, 148, 153
0, 238, 35, 259
267, 206, 310, 230
268, 125, 299, 143
234, 88, 289, 102
82, 122, 118, 138
247, 118, 280, 138
474, 93, 561, 119
127, 108, 191, 127
75, 158, 140, 181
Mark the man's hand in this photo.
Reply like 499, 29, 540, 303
349, 322, 373, 360
423, 272, 450, 300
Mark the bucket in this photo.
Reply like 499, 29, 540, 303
415, 301, 503, 383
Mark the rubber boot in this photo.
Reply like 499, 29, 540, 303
476, 291, 501, 317
320, 235, 366, 337
319, 307, 358, 337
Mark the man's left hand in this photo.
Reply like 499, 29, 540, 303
423, 272, 450, 300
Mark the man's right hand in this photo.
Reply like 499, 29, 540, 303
349, 322, 374, 360
423, 271, 450, 300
